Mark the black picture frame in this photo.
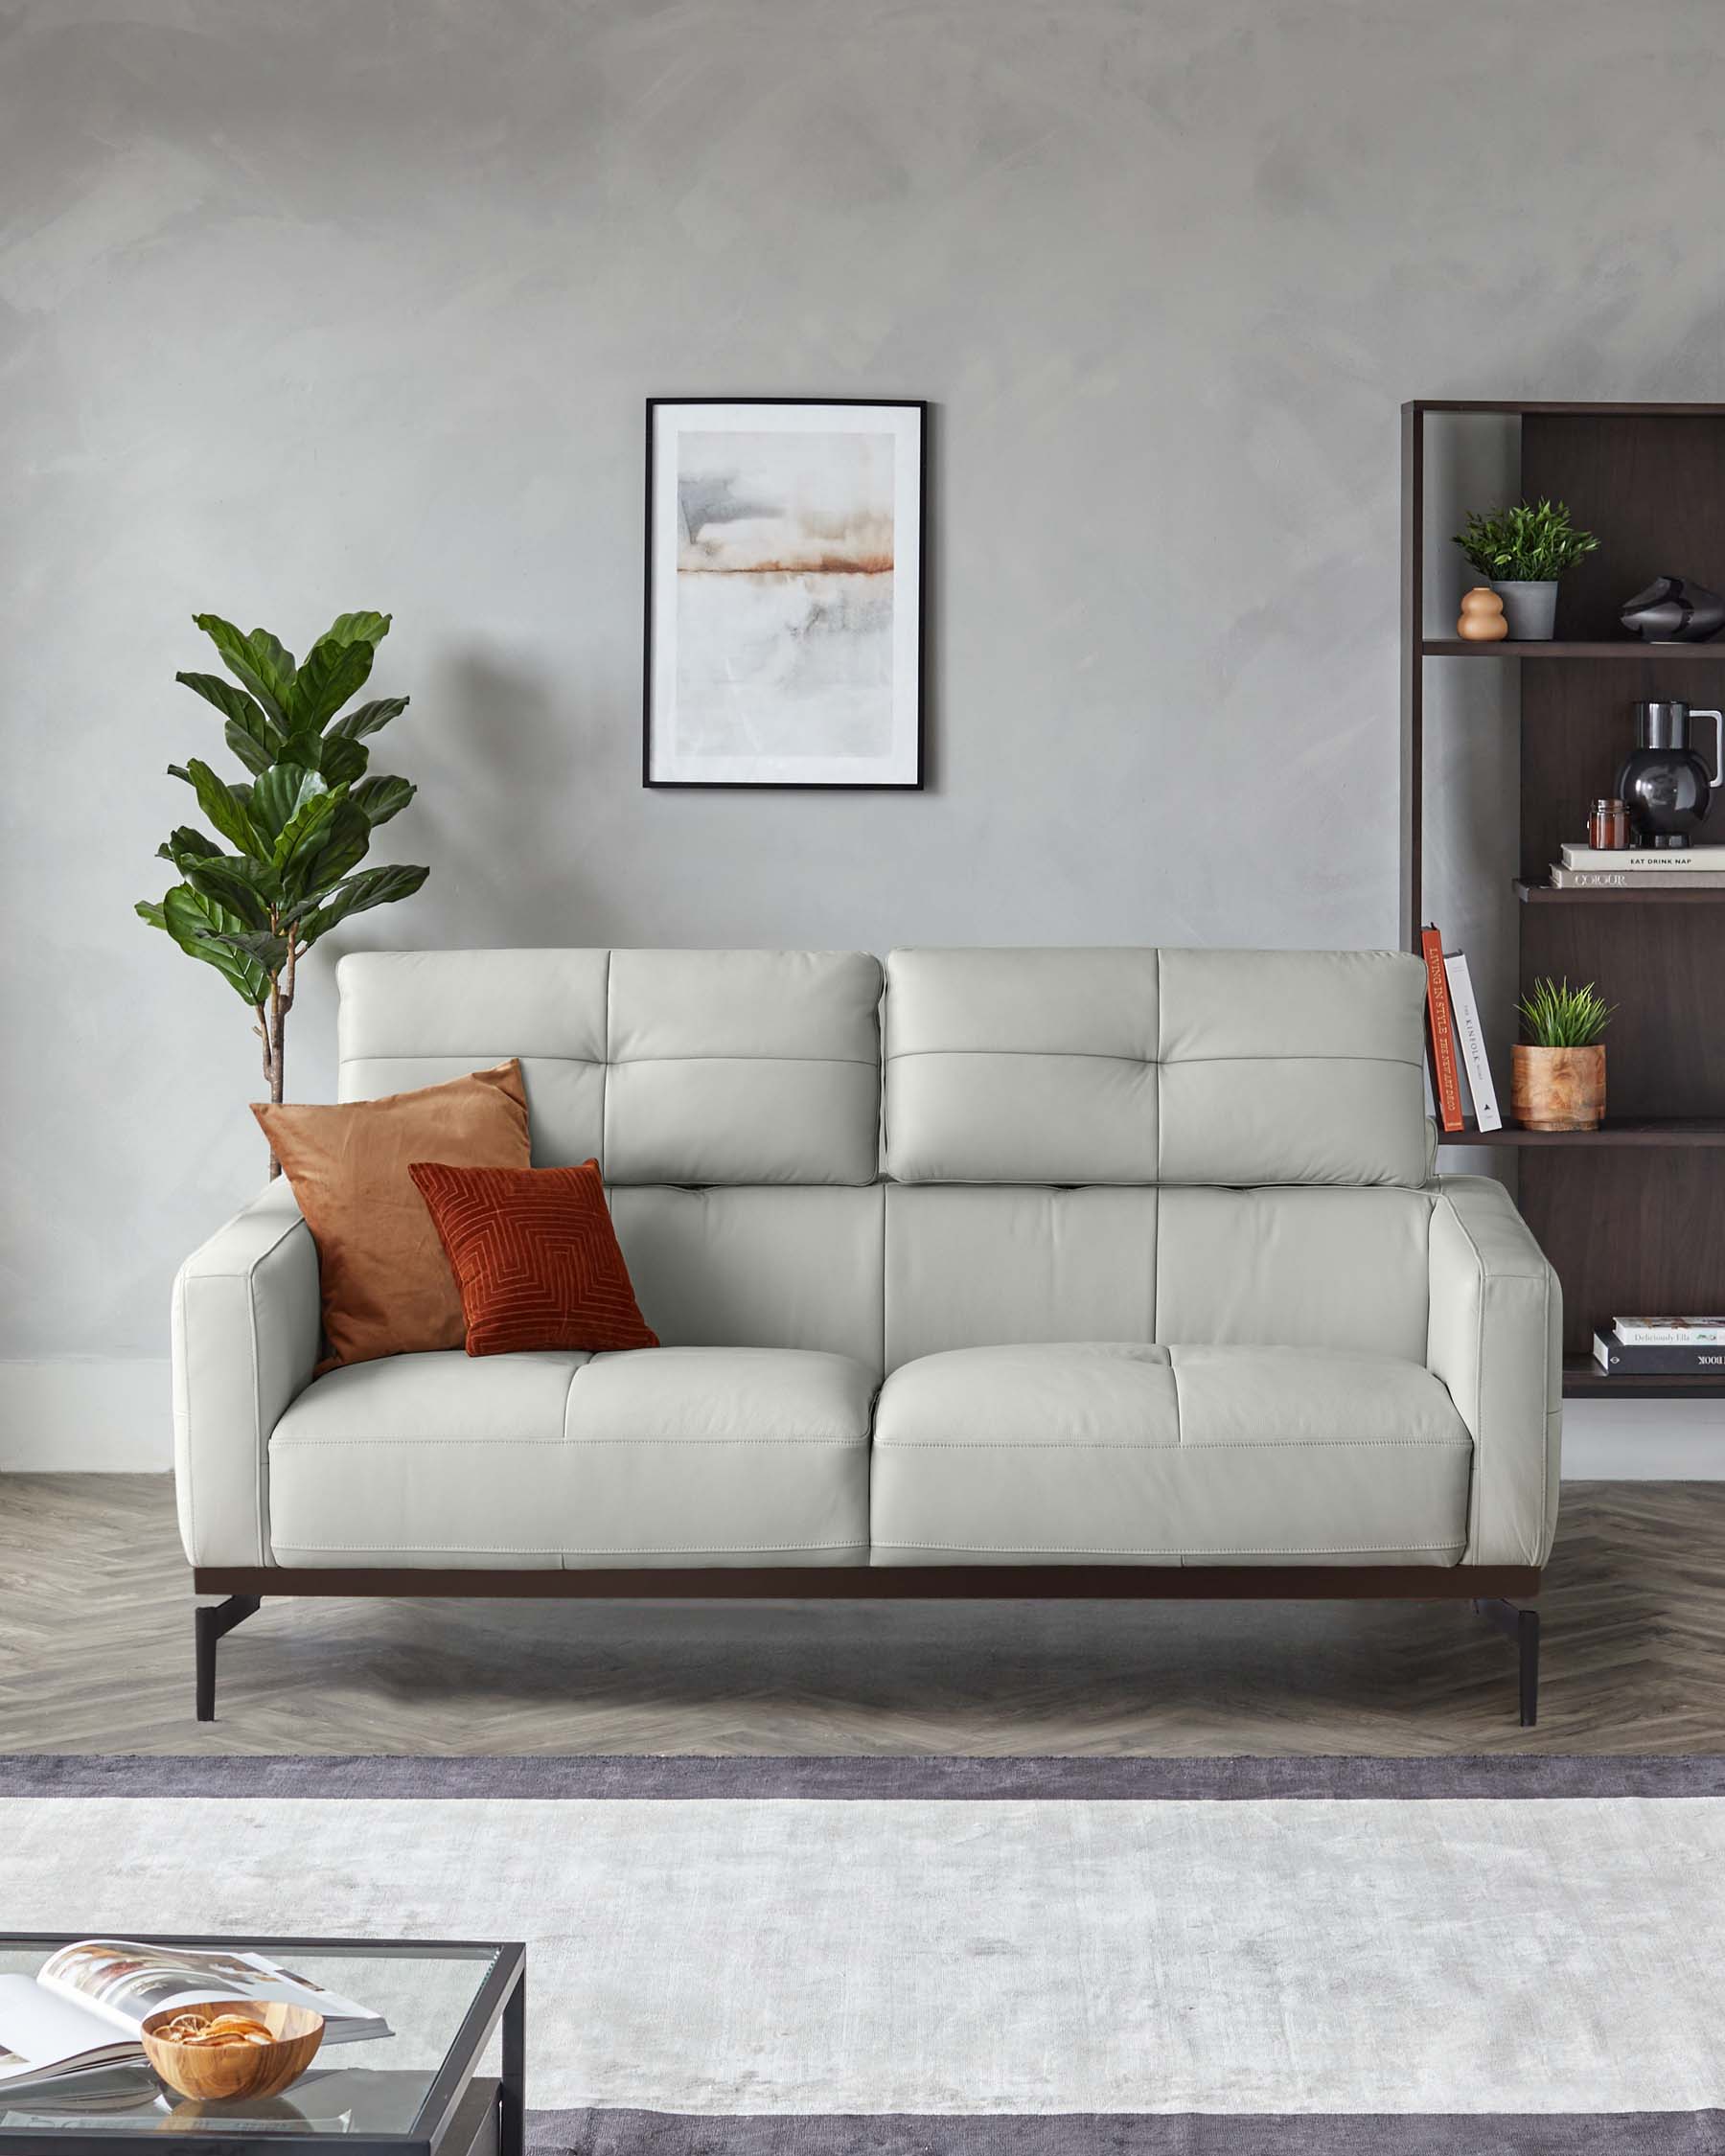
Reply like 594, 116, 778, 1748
643, 397, 928, 790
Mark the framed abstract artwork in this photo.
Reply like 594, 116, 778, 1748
644, 398, 926, 789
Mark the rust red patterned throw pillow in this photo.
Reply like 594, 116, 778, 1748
407, 1158, 658, 1357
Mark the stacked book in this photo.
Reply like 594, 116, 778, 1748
1593, 1317, 1725, 1375
1549, 843, 1725, 891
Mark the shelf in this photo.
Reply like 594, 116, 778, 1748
1441, 1119, 1725, 1147
1514, 879, 1725, 904
1407, 401, 1725, 417
1563, 1354, 1725, 1399
1422, 638, 1724, 659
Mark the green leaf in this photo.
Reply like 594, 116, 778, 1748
192, 615, 296, 722
135, 898, 168, 931
297, 800, 373, 895
175, 757, 266, 858
314, 732, 370, 788
300, 862, 428, 943
273, 785, 344, 887
159, 883, 272, 1003
223, 720, 276, 775
328, 695, 408, 742
212, 927, 292, 973
351, 773, 414, 826
156, 833, 275, 925
249, 762, 329, 840
184, 855, 274, 928
323, 610, 391, 649
176, 671, 282, 757
286, 633, 374, 736
157, 824, 221, 865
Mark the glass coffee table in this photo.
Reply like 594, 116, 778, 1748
0, 1935, 524, 2155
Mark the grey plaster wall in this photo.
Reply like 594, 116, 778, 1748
4, 0, 1723, 1458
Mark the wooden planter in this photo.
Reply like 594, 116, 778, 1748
1511, 1044, 1606, 1132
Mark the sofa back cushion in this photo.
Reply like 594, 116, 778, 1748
338, 948, 884, 1185
335, 945, 1436, 1376
884, 1185, 1157, 1370
1153, 1185, 1433, 1365
882, 1183, 1432, 1370
611, 1186, 885, 1374
883, 947, 1430, 1189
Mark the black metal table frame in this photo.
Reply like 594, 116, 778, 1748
0, 1933, 524, 2156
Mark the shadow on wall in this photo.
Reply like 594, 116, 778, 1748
398, 647, 632, 951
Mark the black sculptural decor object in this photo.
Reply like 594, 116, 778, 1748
1618, 700, 1725, 846
1621, 575, 1725, 642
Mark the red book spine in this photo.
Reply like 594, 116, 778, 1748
1421, 925, 1463, 1134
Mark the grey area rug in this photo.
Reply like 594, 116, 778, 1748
6, 1750, 1725, 1799
7, 1754, 1725, 2154
530, 2109, 1725, 2153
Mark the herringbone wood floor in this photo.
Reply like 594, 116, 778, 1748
0, 1474, 1717, 1755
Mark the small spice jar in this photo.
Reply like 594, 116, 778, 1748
1587, 796, 1630, 850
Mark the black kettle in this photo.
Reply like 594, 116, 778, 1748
1618, 700, 1724, 846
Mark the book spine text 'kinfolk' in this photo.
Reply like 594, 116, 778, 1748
1442, 951, 1500, 1131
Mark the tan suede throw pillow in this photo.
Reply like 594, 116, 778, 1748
254, 1062, 532, 1368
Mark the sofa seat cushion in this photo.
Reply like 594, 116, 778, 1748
869, 1342, 1472, 1567
268, 1345, 873, 1569
559, 1346, 873, 1566
268, 1349, 589, 1568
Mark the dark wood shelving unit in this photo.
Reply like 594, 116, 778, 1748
1403, 400, 1725, 1403
1458, 1119, 1725, 1147
1422, 639, 1710, 660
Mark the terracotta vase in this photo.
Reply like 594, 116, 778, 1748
1510, 1044, 1605, 1132
1457, 586, 1508, 641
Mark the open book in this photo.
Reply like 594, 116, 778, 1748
0, 1939, 389, 2092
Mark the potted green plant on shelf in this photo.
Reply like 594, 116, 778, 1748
137, 610, 428, 1172
1511, 977, 1613, 1132
1453, 498, 1599, 640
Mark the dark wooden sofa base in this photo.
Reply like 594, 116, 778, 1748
194, 1564, 1542, 1729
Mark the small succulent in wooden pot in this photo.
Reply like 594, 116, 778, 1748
1511, 977, 1613, 1132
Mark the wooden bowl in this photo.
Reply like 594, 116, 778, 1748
141, 2001, 324, 2102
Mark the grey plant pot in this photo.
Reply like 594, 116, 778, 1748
1489, 579, 1559, 640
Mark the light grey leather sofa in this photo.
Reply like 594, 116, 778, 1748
176, 947, 1561, 1721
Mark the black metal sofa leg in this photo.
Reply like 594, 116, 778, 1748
1474, 1597, 1540, 1728
195, 1594, 262, 1722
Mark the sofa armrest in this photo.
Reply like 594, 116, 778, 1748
172, 1180, 321, 1567
1426, 1174, 1562, 1569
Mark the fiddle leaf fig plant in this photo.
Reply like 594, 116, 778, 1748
138, 611, 428, 1171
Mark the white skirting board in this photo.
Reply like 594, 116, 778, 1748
1560, 1393, 1725, 1479
0, 1358, 172, 1470
0, 1358, 1722, 1478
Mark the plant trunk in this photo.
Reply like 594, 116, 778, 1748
258, 989, 287, 1177
257, 942, 297, 1179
